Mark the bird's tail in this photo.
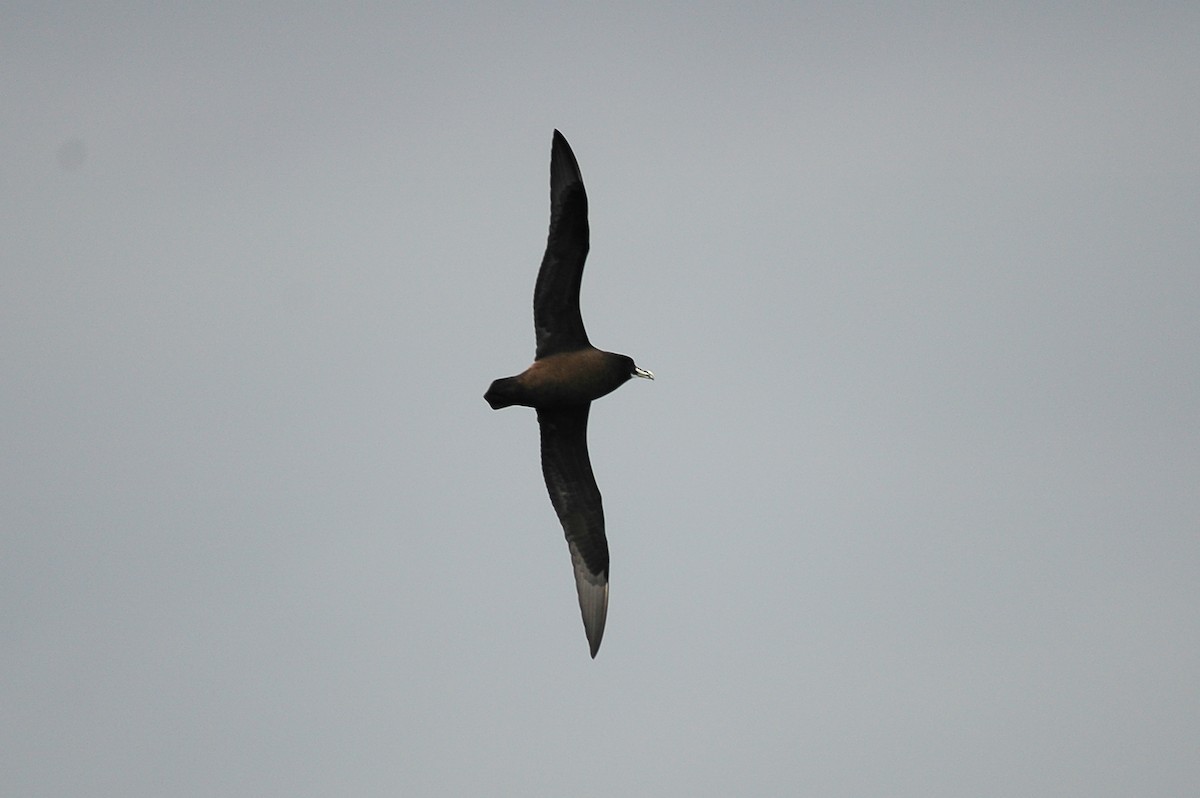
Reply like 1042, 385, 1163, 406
484, 377, 520, 410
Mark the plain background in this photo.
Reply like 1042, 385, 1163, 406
4, 3, 1198, 795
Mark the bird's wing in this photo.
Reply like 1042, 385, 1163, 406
533, 130, 591, 359
536, 404, 609, 657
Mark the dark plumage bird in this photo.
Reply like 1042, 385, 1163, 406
485, 130, 653, 658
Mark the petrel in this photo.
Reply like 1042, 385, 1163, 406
485, 130, 653, 658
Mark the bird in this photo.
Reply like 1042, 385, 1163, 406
485, 130, 653, 658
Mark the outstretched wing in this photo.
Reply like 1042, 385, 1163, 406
536, 404, 609, 657
533, 130, 591, 359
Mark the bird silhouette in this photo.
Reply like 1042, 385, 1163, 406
485, 131, 653, 657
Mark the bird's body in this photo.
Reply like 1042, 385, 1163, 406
485, 349, 640, 410
485, 131, 652, 658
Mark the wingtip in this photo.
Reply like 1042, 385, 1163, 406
582, 580, 608, 658
569, 541, 609, 658
549, 131, 583, 189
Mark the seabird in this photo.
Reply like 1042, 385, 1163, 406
485, 130, 653, 658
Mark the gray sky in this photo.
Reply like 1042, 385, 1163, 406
4, 3, 1198, 795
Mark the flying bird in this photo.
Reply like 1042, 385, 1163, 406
485, 130, 653, 658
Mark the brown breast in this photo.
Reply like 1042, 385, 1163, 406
518, 349, 623, 406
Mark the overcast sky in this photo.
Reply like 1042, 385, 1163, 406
3, 3, 1198, 796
